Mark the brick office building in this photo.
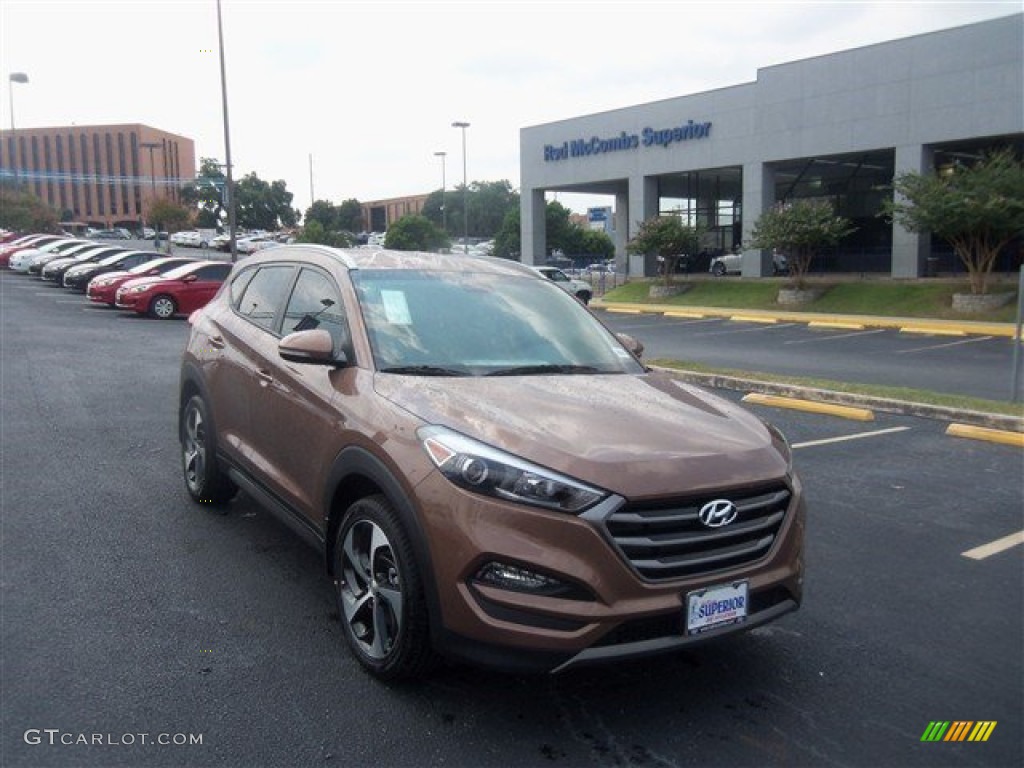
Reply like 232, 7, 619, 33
0, 123, 195, 232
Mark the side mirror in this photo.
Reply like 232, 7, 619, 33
616, 332, 644, 359
279, 329, 346, 366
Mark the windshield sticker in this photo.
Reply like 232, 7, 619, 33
381, 290, 412, 325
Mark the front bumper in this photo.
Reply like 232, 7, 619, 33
413, 472, 805, 673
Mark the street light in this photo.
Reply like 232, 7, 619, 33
451, 121, 470, 253
433, 151, 447, 233
140, 142, 160, 246
8, 72, 29, 189
216, 0, 238, 262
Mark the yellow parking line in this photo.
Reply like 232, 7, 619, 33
808, 321, 866, 331
730, 315, 777, 324
664, 311, 705, 319
901, 325, 962, 335
946, 423, 1024, 447
962, 530, 1024, 560
742, 393, 875, 421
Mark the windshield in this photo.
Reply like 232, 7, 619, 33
353, 269, 643, 376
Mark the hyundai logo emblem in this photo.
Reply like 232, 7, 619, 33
699, 499, 738, 528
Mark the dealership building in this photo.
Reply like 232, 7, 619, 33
519, 14, 1023, 277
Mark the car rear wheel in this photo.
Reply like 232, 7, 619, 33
712, 261, 727, 276
150, 294, 177, 319
334, 495, 436, 681
180, 395, 236, 506
576, 291, 592, 305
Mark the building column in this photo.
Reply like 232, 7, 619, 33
627, 175, 659, 276
613, 189, 629, 273
521, 188, 546, 265
892, 145, 932, 278
741, 162, 775, 277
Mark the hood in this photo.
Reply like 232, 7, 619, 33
373, 370, 788, 500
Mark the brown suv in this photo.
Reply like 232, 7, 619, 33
179, 246, 804, 681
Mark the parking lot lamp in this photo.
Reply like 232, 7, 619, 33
8, 72, 29, 189
216, 0, 238, 262
451, 121, 470, 253
141, 142, 160, 246
434, 151, 447, 233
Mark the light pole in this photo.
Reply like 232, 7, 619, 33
433, 151, 447, 233
8, 72, 28, 189
216, 0, 238, 262
451, 121, 470, 253
140, 142, 160, 246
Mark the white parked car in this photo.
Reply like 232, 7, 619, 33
710, 250, 788, 276
236, 235, 279, 255
531, 265, 593, 305
170, 231, 202, 248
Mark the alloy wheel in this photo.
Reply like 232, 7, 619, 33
339, 519, 403, 661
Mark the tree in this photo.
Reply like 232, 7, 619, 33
384, 215, 450, 252
296, 220, 351, 248
493, 206, 521, 259
234, 173, 298, 231
747, 199, 856, 289
423, 180, 519, 239
336, 199, 363, 234
148, 197, 192, 235
627, 215, 704, 285
0, 188, 59, 232
883, 148, 1024, 295
181, 157, 227, 229
304, 200, 339, 232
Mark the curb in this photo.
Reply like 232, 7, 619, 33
592, 300, 1021, 339
659, 368, 1024, 434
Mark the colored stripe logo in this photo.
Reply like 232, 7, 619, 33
921, 721, 997, 742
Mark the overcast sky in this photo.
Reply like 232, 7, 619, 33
1, 0, 1019, 216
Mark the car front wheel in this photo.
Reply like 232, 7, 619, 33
712, 261, 727, 276
150, 294, 177, 319
334, 495, 436, 681
180, 394, 236, 505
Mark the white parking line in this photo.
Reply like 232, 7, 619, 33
694, 322, 799, 337
784, 329, 886, 345
962, 530, 1024, 560
895, 336, 995, 354
791, 426, 911, 449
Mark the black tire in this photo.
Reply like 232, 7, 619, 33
577, 291, 592, 305
180, 394, 236, 506
149, 294, 177, 319
712, 261, 727, 277
334, 495, 436, 682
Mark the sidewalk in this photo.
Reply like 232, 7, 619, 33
590, 298, 1021, 338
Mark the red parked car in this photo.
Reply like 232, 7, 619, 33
0, 234, 63, 267
86, 256, 198, 306
115, 260, 232, 319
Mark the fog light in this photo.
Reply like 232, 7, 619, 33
475, 561, 561, 592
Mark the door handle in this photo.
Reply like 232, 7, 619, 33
256, 369, 274, 386
209, 335, 225, 349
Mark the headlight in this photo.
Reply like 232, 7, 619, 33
418, 426, 606, 513
129, 284, 152, 293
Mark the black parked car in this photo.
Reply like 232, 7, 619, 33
41, 247, 129, 283
62, 250, 165, 291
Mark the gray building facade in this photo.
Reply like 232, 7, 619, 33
519, 15, 1024, 277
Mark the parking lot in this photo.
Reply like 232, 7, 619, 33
598, 308, 1021, 402
2, 268, 1021, 768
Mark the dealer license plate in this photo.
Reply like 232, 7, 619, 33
686, 581, 748, 635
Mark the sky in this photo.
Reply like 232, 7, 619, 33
1, 0, 1020, 216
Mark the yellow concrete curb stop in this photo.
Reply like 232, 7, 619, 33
946, 423, 1024, 447
742, 393, 875, 421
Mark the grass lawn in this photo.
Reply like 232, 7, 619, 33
601, 277, 1020, 323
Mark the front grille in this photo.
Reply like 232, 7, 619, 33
603, 485, 791, 581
